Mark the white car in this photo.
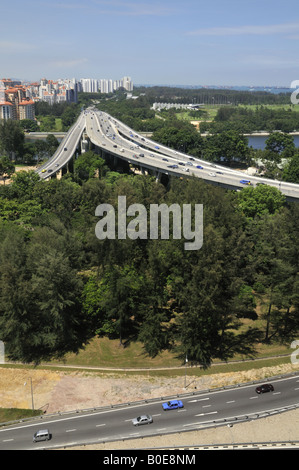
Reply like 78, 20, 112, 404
132, 414, 153, 426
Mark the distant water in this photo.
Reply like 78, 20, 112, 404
137, 84, 293, 95
248, 134, 299, 150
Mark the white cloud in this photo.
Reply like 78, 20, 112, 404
50, 58, 89, 68
0, 41, 37, 52
91, 0, 173, 16
186, 22, 299, 37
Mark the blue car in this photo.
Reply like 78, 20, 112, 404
240, 179, 251, 185
196, 165, 203, 169
162, 400, 184, 410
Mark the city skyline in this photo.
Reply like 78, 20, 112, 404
1, 0, 299, 87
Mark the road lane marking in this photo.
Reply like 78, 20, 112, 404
187, 398, 210, 403
226, 400, 235, 404
96, 424, 106, 427
66, 429, 77, 432
195, 411, 217, 417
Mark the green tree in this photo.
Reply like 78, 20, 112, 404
236, 184, 286, 219
282, 151, 299, 183
0, 223, 93, 364
249, 210, 297, 343
203, 130, 250, 164
74, 151, 108, 182
82, 264, 144, 346
265, 132, 295, 159
0, 156, 15, 183
0, 120, 24, 159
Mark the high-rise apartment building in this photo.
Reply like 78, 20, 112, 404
80, 78, 99, 93
0, 79, 35, 121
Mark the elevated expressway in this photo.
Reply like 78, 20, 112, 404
36, 108, 299, 201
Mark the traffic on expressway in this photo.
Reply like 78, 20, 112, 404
0, 373, 298, 449
36, 108, 299, 201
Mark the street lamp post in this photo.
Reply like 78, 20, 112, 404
184, 355, 188, 388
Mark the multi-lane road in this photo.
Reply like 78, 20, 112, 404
1, 373, 298, 450
36, 108, 299, 201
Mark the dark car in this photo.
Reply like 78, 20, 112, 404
255, 383, 274, 394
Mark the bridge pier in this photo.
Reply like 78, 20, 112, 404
155, 170, 162, 183
81, 134, 89, 153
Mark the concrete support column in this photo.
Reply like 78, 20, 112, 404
155, 171, 162, 183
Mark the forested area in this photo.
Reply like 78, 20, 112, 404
200, 105, 299, 133
0, 87, 299, 367
0, 165, 298, 366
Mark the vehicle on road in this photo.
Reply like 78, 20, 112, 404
162, 400, 184, 410
41, 169, 46, 173
33, 429, 51, 442
240, 179, 251, 185
255, 384, 274, 394
132, 414, 153, 426
196, 165, 203, 169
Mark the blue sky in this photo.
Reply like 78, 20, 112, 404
1, 0, 299, 86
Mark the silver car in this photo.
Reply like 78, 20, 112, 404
132, 414, 153, 426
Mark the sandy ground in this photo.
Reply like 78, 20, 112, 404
0, 165, 37, 185
0, 362, 299, 449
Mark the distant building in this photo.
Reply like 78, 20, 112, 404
0, 75, 133, 120
0, 79, 35, 121
98, 76, 133, 94
0, 101, 13, 119
18, 98, 35, 120
80, 78, 99, 93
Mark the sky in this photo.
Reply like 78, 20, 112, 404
1, 0, 299, 87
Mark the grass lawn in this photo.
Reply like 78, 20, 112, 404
0, 408, 42, 424
49, 336, 294, 373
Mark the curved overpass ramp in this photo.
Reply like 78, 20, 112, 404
36, 108, 299, 201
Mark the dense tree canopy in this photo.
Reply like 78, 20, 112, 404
0, 87, 298, 365
0, 162, 298, 365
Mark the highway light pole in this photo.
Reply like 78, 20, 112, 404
184, 355, 188, 388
